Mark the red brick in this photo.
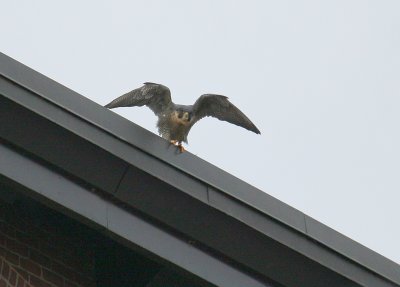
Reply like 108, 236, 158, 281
20, 259, 41, 276
17, 276, 27, 287
0, 232, 6, 247
29, 250, 51, 269
64, 280, 78, 287
51, 261, 75, 280
13, 267, 29, 281
7, 239, 29, 257
29, 275, 52, 287
20, 225, 49, 247
58, 252, 93, 276
42, 268, 63, 286
15, 232, 39, 250
0, 247, 20, 265
0, 279, 7, 287
56, 254, 75, 270
0, 204, 6, 218
73, 273, 95, 287
9, 269, 17, 285
1, 260, 10, 279
5, 216, 29, 235
0, 222, 16, 238
38, 244, 58, 262
40, 223, 61, 237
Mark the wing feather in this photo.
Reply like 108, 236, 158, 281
105, 82, 172, 115
191, 94, 261, 134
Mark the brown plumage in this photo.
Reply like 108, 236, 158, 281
105, 82, 260, 151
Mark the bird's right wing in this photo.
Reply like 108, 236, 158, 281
105, 82, 172, 115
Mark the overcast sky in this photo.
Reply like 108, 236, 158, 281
1, 0, 399, 264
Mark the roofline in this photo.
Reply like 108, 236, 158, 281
0, 143, 269, 287
1, 52, 399, 287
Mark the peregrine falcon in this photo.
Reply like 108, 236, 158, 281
105, 82, 260, 152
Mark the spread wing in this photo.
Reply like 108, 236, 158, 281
191, 94, 261, 134
105, 82, 172, 115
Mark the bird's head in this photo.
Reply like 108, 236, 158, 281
177, 111, 191, 122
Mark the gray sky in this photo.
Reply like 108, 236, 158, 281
1, 0, 400, 264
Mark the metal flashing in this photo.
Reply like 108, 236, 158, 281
0, 52, 399, 287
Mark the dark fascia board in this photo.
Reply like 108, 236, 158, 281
0, 96, 362, 287
0, 52, 399, 287
0, 96, 358, 287
0, 143, 268, 287
0, 52, 305, 232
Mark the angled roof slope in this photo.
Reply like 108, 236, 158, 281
0, 52, 399, 287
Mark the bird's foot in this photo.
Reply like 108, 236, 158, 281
178, 143, 185, 153
170, 140, 185, 153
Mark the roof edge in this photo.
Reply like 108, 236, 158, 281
0, 52, 399, 286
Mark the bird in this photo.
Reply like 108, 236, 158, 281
105, 82, 260, 152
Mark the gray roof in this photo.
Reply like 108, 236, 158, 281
0, 51, 399, 287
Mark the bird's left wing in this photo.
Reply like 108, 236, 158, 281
191, 94, 261, 134
105, 82, 172, 115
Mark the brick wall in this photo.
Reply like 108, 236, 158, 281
1, 256, 33, 287
0, 198, 96, 287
